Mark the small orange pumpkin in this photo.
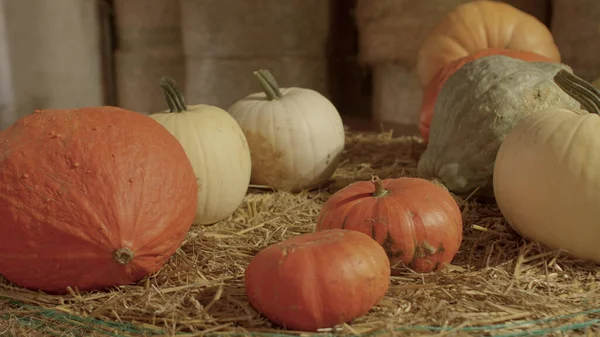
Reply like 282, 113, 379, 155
316, 176, 463, 273
419, 48, 555, 141
244, 229, 390, 331
416, 0, 560, 89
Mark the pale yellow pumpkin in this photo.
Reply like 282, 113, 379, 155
493, 70, 600, 262
149, 78, 252, 225
227, 69, 345, 192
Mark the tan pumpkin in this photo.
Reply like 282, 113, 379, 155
417, 55, 580, 197
494, 70, 599, 262
416, 0, 560, 88
149, 78, 252, 225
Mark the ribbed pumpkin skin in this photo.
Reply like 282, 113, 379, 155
0, 107, 198, 294
315, 177, 463, 273
416, 0, 560, 88
419, 48, 555, 142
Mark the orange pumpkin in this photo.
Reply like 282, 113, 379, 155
416, 0, 560, 89
419, 48, 555, 141
244, 229, 390, 331
316, 176, 463, 273
0, 107, 198, 294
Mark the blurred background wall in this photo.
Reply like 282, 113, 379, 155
0, 0, 597, 134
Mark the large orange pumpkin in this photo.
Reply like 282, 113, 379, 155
316, 176, 463, 273
419, 48, 555, 141
416, 0, 560, 89
0, 107, 198, 294
245, 229, 390, 331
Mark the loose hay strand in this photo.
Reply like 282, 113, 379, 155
1, 131, 600, 336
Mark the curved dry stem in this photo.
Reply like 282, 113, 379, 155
554, 70, 600, 114
253, 69, 283, 100
371, 175, 388, 198
159, 77, 188, 113
430, 178, 449, 191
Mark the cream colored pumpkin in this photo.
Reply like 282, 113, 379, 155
227, 69, 345, 191
149, 78, 251, 225
493, 70, 600, 262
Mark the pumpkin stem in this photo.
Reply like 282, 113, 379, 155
113, 247, 135, 265
430, 178, 449, 191
553, 70, 600, 114
159, 77, 188, 113
371, 175, 388, 198
254, 69, 283, 100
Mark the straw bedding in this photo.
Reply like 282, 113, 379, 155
1, 130, 599, 336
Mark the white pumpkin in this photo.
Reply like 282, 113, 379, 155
493, 69, 600, 262
227, 69, 345, 191
149, 78, 252, 225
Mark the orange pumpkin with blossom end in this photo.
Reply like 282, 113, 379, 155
0, 107, 198, 294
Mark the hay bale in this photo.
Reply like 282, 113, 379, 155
372, 62, 421, 136
0, 5, 15, 129
503, 0, 551, 25
113, 0, 182, 51
355, 0, 550, 66
1, 0, 104, 126
114, 50, 185, 113
180, 0, 332, 57
184, 56, 330, 109
551, 0, 600, 81
112, 0, 185, 113
355, 0, 471, 65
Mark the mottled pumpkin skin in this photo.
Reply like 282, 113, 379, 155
0, 107, 198, 294
419, 48, 555, 142
315, 178, 463, 274
244, 229, 390, 332
417, 55, 581, 197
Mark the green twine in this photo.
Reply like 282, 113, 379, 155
1, 300, 161, 337
1, 299, 599, 337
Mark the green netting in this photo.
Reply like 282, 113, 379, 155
1, 299, 599, 336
